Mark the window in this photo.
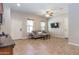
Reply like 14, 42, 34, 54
40, 22, 45, 31
26, 20, 33, 33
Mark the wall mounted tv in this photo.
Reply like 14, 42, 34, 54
0, 14, 2, 24
50, 22, 59, 28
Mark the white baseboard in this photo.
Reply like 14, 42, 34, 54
68, 42, 79, 46
51, 35, 68, 39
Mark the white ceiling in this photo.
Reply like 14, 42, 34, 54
4, 3, 69, 17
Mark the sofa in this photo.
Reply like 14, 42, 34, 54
27, 30, 50, 40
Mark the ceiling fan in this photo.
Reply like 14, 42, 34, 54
45, 9, 54, 18
44, 8, 65, 17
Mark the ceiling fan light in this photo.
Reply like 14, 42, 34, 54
45, 14, 50, 17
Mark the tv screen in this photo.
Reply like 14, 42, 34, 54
0, 14, 2, 24
51, 22, 59, 28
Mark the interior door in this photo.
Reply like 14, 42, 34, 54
11, 20, 23, 40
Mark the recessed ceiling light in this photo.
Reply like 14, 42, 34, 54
17, 3, 21, 7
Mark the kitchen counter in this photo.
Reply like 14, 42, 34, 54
0, 35, 15, 55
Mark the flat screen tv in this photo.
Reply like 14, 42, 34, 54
51, 22, 59, 28
0, 14, 2, 24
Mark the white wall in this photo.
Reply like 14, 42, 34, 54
11, 19, 24, 40
11, 11, 47, 39
1, 4, 11, 34
11, 11, 27, 39
0, 5, 47, 40
48, 14, 68, 38
69, 4, 79, 46
0, 4, 69, 39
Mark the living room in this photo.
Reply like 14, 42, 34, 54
1, 3, 68, 39
0, 3, 79, 55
